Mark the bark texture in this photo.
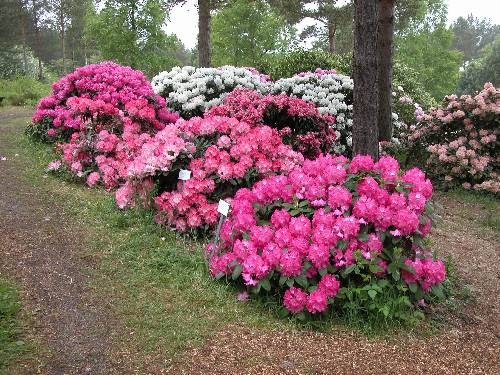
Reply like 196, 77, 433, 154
377, 0, 395, 141
198, 0, 212, 67
352, 0, 379, 160
327, 19, 336, 54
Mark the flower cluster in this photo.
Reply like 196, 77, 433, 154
152, 115, 304, 231
209, 154, 446, 315
32, 62, 177, 140
207, 88, 337, 158
151, 66, 271, 118
271, 71, 353, 154
407, 83, 499, 193
34, 62, 180, 189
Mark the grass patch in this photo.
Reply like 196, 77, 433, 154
0, 278, 30, 370
0, 77, 50, 107
445, 188, 500, 233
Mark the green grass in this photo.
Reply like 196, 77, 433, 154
446, 188, 500, 233
0, 278, 29, 370
0, 77, 50, 107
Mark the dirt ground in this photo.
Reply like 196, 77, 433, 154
0, 113, 124, 374
0, 113, 499, 374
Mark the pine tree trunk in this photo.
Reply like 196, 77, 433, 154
38, 59, 43, 80
60, 5, 66, 75
377, 0, 394, 142
352, 0, 379, 160
198, 0, 211, 67
328, 19, 336, 54
21, 13, 28, 74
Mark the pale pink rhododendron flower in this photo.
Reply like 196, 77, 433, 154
407, 82, 499, 193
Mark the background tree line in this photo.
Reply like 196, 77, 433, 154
0, 0, 498, 98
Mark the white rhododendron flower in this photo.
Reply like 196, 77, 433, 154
152, 66, 271, 117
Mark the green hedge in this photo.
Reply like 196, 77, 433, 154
257, 49, 352, 80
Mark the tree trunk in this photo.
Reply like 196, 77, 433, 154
60, 4, 66, 75
377, 0, 394, 142
21, 24, 28, 74
352, 0, 379, 160
198, 0, 211, 67
38, 59, 43, 81
327, 19, 336, 54
32, 0, 44, 80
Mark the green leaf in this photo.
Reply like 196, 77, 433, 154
337, 240, 348, 250
381, 305, 390, 317
231, 265, 242, 280
215, 272, 225, 280
290, 209, 301, 216
357, 232, 369, 242
296, 312, 306, 321
378, 279, 389, 288
408, 282, 418, 294
295, 275, 308, 288
260, 278, 271, 292
318, 267, 328, 277
387, 262, 398, 274
286, 278, 295, 288
401, 263, 415, 274
391, 270, 400, 281
368, 289, 377, 299
369, 264, 384, 274
431, 284, 445, 299
342, 264, 356, 276
278, 307, 289, 318
380, 232, 387, 242
279, 275, 287, 286
298, 200, 309, 207
251, 284, 261, 294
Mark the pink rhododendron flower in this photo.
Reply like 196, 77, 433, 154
318, 274, 340, 298
86, 172, 100, 187
283, 287, 308, 313
306, 289, 328, 314
307, 244, 330, 269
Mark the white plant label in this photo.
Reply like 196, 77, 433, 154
217, 199, 230, 216
178, 169, 191, 181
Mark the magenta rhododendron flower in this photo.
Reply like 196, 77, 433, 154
318, 274, 341, 298
307, 289, 328, 314
283, 287, 307, 313
210, 154, 446, 315
402, 258, 446, 292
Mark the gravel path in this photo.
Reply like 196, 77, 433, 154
0, 114, 124, 374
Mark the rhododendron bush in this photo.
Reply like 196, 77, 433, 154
209, 155, 447, 319
143, 115, 304, 231
271, 69, 353, 154
207, 88, 336, 158
30, 62, 180, 189
151, 66, 271, 118
407, 83, 499, 193
31, 62, 178, 141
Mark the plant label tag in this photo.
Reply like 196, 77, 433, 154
178, 169, 191, 181
217, 199, 230, 216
